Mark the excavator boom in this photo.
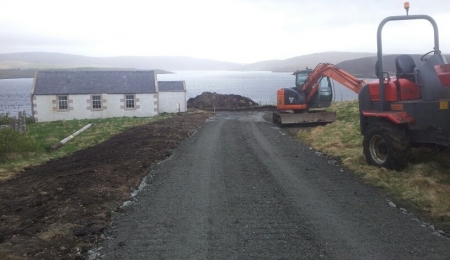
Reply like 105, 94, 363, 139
302, 63, 365, 103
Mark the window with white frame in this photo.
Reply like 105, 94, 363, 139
58, 95, 68, 110
92, 95, 102, 109
125, 94, 135, 109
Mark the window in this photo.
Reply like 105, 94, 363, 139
55, 95, 72, 112
58, 95, 68, 110
121, 94, 139, 110
125, 94, 135, 109
295, 71, 310, 88
92, 95, 102, 109
318, 77, 333, 102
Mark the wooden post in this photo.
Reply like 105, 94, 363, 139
16, 111, 26, 134
48, 122, 93, 152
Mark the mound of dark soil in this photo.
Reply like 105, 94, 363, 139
0, 111, 212, 260
187, 92, 258, 110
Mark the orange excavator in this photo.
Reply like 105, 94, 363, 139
273, 63, 366, 125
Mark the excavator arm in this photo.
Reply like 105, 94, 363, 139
301, 63, 366, 104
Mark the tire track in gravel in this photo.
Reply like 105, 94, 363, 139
93, 111, 450, 260
243, 115, 450, 259
94, 117, 225, 259
204, 118, 325, 259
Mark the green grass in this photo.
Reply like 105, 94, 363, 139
295, 100, 450, 220
0, 115, 172, 179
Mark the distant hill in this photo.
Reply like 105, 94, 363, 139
233, 52, 376, 72
336, 54, 450, 78
1, 51, 449, 80
0, 52, 240, 71
0, 67, 172, 80
0, 69, 36, 79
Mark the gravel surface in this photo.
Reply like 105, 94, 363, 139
93, 111, 450, 259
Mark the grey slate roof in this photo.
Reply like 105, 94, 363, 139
158, 81, 185, 92
33, 70, 156, 95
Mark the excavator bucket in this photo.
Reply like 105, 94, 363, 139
273, 111, 337, 125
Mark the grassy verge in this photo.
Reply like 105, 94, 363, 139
0, 114, 173, 180
295, 100, 450, 222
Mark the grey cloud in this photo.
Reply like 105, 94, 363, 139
0, 28, 92, 54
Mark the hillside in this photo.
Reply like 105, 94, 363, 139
0, 67, 172, 80
233, 51, 450, 77
233, 52, 376, 72
336, 54, 450, 78
0, 52, 240, 71
1, 52, 450, 80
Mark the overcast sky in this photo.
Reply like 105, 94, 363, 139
1, 0, 450, 63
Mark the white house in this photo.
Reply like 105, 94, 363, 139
157, 81, 187, 113
31, 70, 187, 122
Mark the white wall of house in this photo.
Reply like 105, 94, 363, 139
158, 92, 187, 113
33, 93, 158, 122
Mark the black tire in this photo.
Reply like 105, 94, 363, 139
363, 121, 411, 170
273, 112, 280, 124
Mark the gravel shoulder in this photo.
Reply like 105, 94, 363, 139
93, 111, 450, 259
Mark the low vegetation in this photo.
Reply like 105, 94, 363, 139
0, 114, 172, 180
295, 100, 450, 225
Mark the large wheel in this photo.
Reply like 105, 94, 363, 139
363, 121, 411, 170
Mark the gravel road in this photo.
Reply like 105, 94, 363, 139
92, 111, 450, 259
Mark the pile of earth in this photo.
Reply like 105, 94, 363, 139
187, 92, 259, 110
0, 111, 212, 260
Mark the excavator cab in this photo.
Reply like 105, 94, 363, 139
293, 70, 333, 108
294, 69, 311, 88
309, 76, 333, 108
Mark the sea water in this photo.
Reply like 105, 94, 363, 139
0, 78, 33, 116
0, 71, 359, 116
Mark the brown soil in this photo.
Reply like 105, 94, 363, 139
187, 92, 259, 110
0, 111, 213, 260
